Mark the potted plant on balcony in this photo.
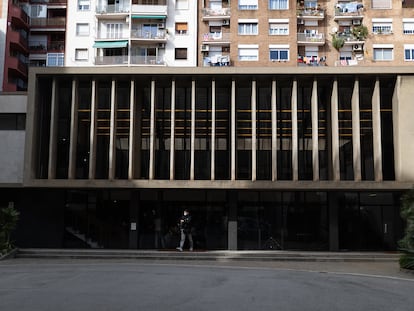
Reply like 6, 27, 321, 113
352, 25, 368, 40
331, 34, 345, 50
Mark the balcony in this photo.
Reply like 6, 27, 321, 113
201, 8, 231, 21
297, 33, 325, 46
10, 4, 29, 29
95, 55, 128, 65
31, 17, 66, 29
31, 0, 67, 4
131, 4, 168, 17
130, 55, 165, 66
29, 41, 65, 53
297, 8, 325, 20
96, 4, 130, 14
7, 56, 28, 77
130, 29, 167, 41
334, 2, 364, 21
202, 32, 231, 45
203, 55, 231, 67
337, 32, 365, 45
335, 59, 360, 66
9, 30, 28, 53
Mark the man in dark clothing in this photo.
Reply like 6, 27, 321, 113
176, 209, 193, 252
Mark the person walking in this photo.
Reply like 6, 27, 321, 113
176, 209, 193, 252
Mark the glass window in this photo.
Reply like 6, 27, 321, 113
404, 46, 414, 61
46, 53, 64, 66
403, 22, 414, 34
269, 49, 289, 61
75, 48, 88, 61
175, 48, 188, 60
238, 47, 259, 61
0, 114, 26, 130
269, 0, 288, 10
76, 23, 89, 36
372, 23, 392, 34
175, 22, 188, 35
373, 48, 393, 61
269, 23, 289, 35
78, 0, 90, 11
238, 23, 258, 35
371, 0, 391, 9
239, 0, 258, 10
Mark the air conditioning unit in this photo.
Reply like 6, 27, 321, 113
158, 43, 165, 48
201, 44, 209, 52
353, 44, 363, 52
352, 19, 361, 26
222, 20, 230, 26
158, 23, 165, 28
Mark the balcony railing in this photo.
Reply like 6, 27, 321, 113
297, 33, 325, 43
203, 55, 231, 67
31, 17, 66, 27
8, 56, 28, 76
9, 30, 28, 51
10, 4, 29, 26
335, 59, 359, 66
131, 30, 166, 40
297, 8, 325, 18
96, 4, 130, 13
96, 33, 129, 40
337, 32, 365, 43
95, 55, 128, 65
202, 32, 231, 42
334, 3, 364, 17
31, 0, 67, 4
131, 4, 167, 15
130, 55, 165, 65
202, 8, 231, 18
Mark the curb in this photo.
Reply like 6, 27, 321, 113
0, 248, 18, 261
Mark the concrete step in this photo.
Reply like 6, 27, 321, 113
15, 248, 400, 262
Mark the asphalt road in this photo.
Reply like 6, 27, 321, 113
1, 259, 414, 311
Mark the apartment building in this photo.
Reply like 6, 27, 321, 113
0, 0, 66, 92
199, 0, 414, 67
65, 0, 197, 67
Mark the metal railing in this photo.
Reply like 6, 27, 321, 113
131, 29, 166, 39
297, 33, 325, 43
202, 8, 231, 17
297, 8, 325, 18
31, 17, 66, 27
130, 55, 165, 65
202, 32, 231, 42
96, 4, 130, 13
95, 55, 128, 65
31, 0, 67, 3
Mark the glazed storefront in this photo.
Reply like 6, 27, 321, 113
19, 67, 414, 251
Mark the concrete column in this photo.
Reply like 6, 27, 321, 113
170, 79, 176, 180
228, 191, 238, 250
68, 78, 79, 179
89, 80, 97, 179
135, 81, 142, 179
129, 190, 139, 249
128, 79, 136, 179
231, 79, 236, 181
331, 79, 340, 181
328, 192, 339, 251
251, 79, 257, 181
149, 79, 156, 180
311, 79, 319, 181
109, 79, 117, 180
211, 79, 216, 181
48, 78, 58, 179
271, 79, 277, 181
372, 78, 383, 181
190, 80, 196, 180
352, 79, 362, 181
292, 79, 298, 181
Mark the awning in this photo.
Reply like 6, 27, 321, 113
131, 15, 166, 19
93, 41, 128, 48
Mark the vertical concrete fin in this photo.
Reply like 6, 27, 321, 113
331, 79, 340, 181
109, 79, 117, 180
170, 79, 176, 180
311, 79, 319, 181
89, 79, 97, 179
68, 78, 78, 179
231, 79, 236, 181
272, 79, 277, 181
372, 77, 383, 181
251, 79, 257, 182
149, 79, 156, 180
128, 79, 136, 180
352, 78, 361, 181
190, 80, 196, 181
211, 79, 216, 181
48, 78, 58, 179
292, 79, 298, 181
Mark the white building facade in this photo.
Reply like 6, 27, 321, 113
66, 0, 197, 67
